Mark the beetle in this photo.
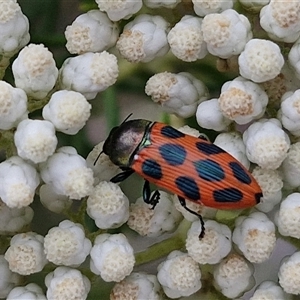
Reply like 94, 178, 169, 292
101, 118, 263, 238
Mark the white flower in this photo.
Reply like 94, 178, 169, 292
278, 251, 300, 295
232, 212, 276, 263
252, 167, 283, 213
157, 251, 201, 299
0, 156, 39, 208
243, 118, 290, 169
42, 90, 91, 135
276, 193, 300, 239
90, 233, 135, 282
167, 15, 207, 62
39, 184, 72, 214
87, 181, 129, 229
186, 220, 231, 264
0, 255, 21, 299
59, 51, 118, 100
65, 10, 119, 54
44, 220, 91, 267
95, 0, 142, 21
86, 141, 121, 183
214, 131, 250, 169
239, 39, 284, 83
39, 146, 94, 199
127, 191, 182, 237
110, 272, 161, 300
250, 281, 290, 300
282, 142, 300, 188
288, 38, 300, 80
116, 14, 169, 63
4, 232, 47, 275
0, 80, 27, 130
280, 90, 300, 136
12, 44, 58, 99
0, 200, 34, 234
144, 0, 180, 9
192, 0, 234, 17
0, 0, 30, 55
145, 71, 208, 118
202, 9, 252, 59
45, 267, 90, 300
218, 76, 268, 124
196, 98, 231, 131
7, 283, 46, 300
14, 119, 57, 164
213, 253, 254, 298
260, 0, 300, 43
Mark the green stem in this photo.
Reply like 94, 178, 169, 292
135, 219, 191, 266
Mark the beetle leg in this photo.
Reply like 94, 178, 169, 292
143, 180, 160, 209
198, 133, 209, 141
110, 169, 134, 183
178, 196, 205, 239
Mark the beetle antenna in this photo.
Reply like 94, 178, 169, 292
121, 113, 133, 124
94, 150, 103, 166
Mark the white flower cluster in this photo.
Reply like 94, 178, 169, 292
3, 0, 300, 299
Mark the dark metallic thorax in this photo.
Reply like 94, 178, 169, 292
103, 119, 152, 168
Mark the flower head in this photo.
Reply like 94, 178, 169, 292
243, 118, 290, 169
87, 181, 129, 229
213, 253, 254, 298
0, 0, 30, 55
42, 90, 91, 135
276, 193, 300, 239
14, 119, 57, 164
157, 251, 201, 298
218, 77, 268, 124
59, 51, 118, 100
0, 80, 27, 130
45, 267, 90, 300
12, 44, 58, 99
232, 212, 276, 263
40, 146, 94, 199
95, 0, 142, 21
202, 9, 252, 59
110, 272, 161, 300
278, 251, 300, 295
44, 220, 92, 267
186, 220, 232, 264
167, 15, 207, 62
65, 10, 119, 54
4, 232, 47, 275
90, 233, 135, 282
145, 71, 208, 118
192, 0, 234, 17
0, 156, 39, 208
238, 39, 284, 83
282, 142, 300, 188
7, 283, 46, 300
260, 0, 300, 43
116, 14, 169, 63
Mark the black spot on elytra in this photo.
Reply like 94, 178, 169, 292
161, 125, 185, 138
213, 188, 243, 203
142, 159, 162, 180
255, 192, 263, 204
175, 176, 200, 200
159, 144, 186, 166
229, 162, 252, 184
194, 159, 225, 181
196, 142, 226, 155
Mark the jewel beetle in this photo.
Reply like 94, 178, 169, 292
101, 118, 263, 238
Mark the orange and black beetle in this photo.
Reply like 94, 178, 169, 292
102, 119, 262, 238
